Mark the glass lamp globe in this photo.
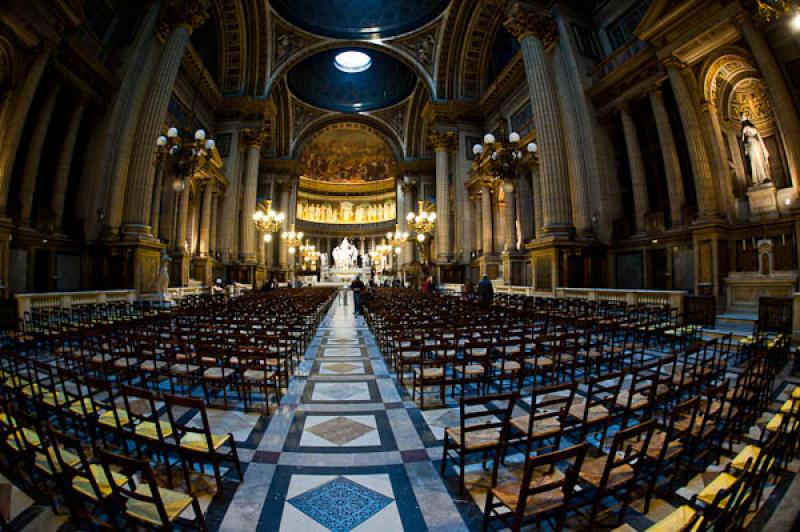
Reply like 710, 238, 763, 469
406, 212, 415, 221
527, 142, 538, 153
194, 129, 206, 141
263, 233, 272, 242
172, 178, 186, 192
509, 132, 521, 143
473, 144, 483, 155
277, 213, 286, 222
204, 139, 215, 150
297, 232, 304, 240
252, 211, 262, 221
429, 212, 437, 222
483, 133, 496, 144
417, 233, 426, 243
167, 127, 178, 138
157, 135, 168, 147
395, 247, 402, 254
289, 247, 296, 254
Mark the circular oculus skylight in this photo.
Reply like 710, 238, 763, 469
334, 50, 372, 73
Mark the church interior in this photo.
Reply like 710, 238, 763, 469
1, 0, 800, 530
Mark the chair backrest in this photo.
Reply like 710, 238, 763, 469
96, 448, 172, 527
600, 419, 656, 488
458, 392, 517, 447
513, 443, 588, 518
164, 394, 214, 451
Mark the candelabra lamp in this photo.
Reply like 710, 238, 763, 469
471, 127, 537, 185
156, 125, 216, 192
281, 224, 304, 255
407, 201, 436, 265
386, 224, 409, 255
253, 199, 285, 242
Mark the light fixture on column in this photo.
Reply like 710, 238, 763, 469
156, 123, 216, 191
406, 200, 436, 234
386, 224, 409, 255
253, 199, 285, 242
281, 224, 303, 254
472, 125, 537, 184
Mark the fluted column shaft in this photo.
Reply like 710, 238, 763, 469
620, 105, 650, 233
19, 83, 61, 225
503, 182, 517, 252
123, 22, 194, 236
219, 131, 242, 263
51, 98, 86, 231
481, 184, 493, 254
199, 183, 213, 256
174, 187, 190, 253
149, 168, 164, 238
517, 175, 534, 241
430, 132, 455, 261
649, 88, 685, 225
239, 141, 261, 263
0, 49, 49, 215
739, 16, 800, 192
279, 184, 290, 269
506, 8, 572, 234
666, 62, 718, 218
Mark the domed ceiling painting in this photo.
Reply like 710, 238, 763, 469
299, 123, 397, 184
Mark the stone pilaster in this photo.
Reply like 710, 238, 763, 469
239, 128, 266, 263
0, 48, 49, 216
619, 103, 650, 234
209, 191, 219, 257
429, 130, 456, 262
219, 128, 243, 263
481, 183, 493, 255
531, 166, 544, 238
19, 82, 61, 225
665, 59, 719, 219
122, 1, 208, 238
198, 182, 213, 256
174, 186, 189, 253
739, 15, 800, 195
503, 181, 517, 252
50, 97, 86, 231
505, 4, 572, 235
516, 174, 534, 241
149, 168, 165, 239
649, 86, 685, 226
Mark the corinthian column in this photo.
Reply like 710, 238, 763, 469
239, 129, 266, 263
503, 182, 517, 252
0, 48, 49, 215
505, 5, 572, 235
198, 182, 214, 256
666, 59, 719, 219
400, 180, 416, 264
649, 86, 685, 225
430, 131, 456, 262
481, 184, 493, 254
738, 15, 800, 194
173, 186, 189, 253
619, 104, 650, 233
219, 128, 243, 263
278, 180, 290, 270
51, 97, 87, 231
122, 1, 208, 238
19, 82, 62, 226
531, 165, 544, 238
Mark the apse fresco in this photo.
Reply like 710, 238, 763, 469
299, 126, 397, 183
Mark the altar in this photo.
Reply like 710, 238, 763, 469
322, 266, 372, 284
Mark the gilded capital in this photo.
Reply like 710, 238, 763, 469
428, 130, 457, 152
240, 128, 268, 150
503, 4, 558, 50
158, 0, 210, 36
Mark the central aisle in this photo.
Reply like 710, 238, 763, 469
214, 290, 469, 531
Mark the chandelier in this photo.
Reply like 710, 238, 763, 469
156, 125, 216, 192
406, 200, 437, 240
472, 129, 537, 184
281, 224, 304, 254
253, 199, 285, 242
386, 224, 409, 254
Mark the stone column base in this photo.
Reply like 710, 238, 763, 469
170, 251, 191, 287
502, 251, 526, 286
477, 255, 502, 280
191, 256, 213, 286
526, 237, 594, 294
104, 239, 166, 293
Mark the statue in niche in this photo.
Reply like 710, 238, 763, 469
741, 114, 771, 186
157, 252, 172, 304
377, 204, 385, 221
341, 202, 354, 222
355, 204, 365, 222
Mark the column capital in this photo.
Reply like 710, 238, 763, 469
663, 56, 688, 72
158, 0, 209, 37
240, 128, 268, 150
428, 130, 457, 152
504, 4, 558, 50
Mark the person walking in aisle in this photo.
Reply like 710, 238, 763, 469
351, 275, 366, 315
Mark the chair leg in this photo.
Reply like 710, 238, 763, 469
440, 439, 449, 475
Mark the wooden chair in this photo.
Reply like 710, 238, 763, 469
97, 447, 206, 531
577, 419, 655, 528
164, 394, 243, 492
441, 392, 517, 494
510, 381, 576, 456
482, 443, 588, 532
567, 372, 623, 448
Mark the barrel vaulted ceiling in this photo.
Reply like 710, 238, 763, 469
201, 0, 531, 158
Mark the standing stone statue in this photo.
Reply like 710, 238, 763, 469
741, 114, 771, 185
157, 252, 172, 304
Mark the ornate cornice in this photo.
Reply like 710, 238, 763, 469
422, 100, 482, 124
503, 4, 558, 51
428, 130, 457, 152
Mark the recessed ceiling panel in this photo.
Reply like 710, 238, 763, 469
288, 48, 416, 113
270, 0, 449, 39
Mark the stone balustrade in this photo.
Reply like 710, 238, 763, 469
14, 289, 138, 322
555, 288, 686, 312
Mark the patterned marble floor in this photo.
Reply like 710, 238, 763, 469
5, 293, 799, 530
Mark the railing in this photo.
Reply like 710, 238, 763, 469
555, 288, 686, 312
590, 39, 649, 85
14, 290, 138, 322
